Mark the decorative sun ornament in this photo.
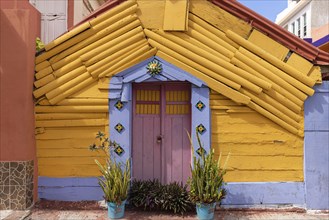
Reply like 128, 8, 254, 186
146, 60, 162, 76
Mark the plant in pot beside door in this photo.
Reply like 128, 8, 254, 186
187, 130, 229, 220
89, 131, 131, 219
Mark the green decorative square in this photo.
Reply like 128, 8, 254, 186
195, 101, 205, 111
114, 145, 125, 156
115, 100, 124, 110
197, 124, 206, 134
196, 147, 206, 156
115, 123, 124, 133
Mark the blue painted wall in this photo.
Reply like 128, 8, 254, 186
304, 81, 329, 210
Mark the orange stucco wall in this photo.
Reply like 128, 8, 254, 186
0, 0, 40, 199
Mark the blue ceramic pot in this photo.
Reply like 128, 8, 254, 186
107, 200, 126, 219
196, 202, 216, 220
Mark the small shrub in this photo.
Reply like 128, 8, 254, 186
129, 179, 193, 214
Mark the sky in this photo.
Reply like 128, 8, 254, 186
237, 0, 288, 22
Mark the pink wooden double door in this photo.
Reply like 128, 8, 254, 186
132, 83, 191, 184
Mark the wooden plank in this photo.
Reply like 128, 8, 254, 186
163, 0, 188, 31
189, 0, 252, 38
37, 148, 104, 157
69, 82, 108, 98
38, 164, 102, 177
35, 127, 104, 140
57, 99, 108, 106
307, 66, 322, 84
136, 0, 165, 29
35, 119, 106, 128
248, 29, 290, 61
38, 157, 106, 165
37, 139, 101, 149
286, 52, 313, 75
35, 106, 108, 113
36, 113, 107, 120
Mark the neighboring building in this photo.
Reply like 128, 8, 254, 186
276, 0, 329, 52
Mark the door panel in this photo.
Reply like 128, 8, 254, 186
132, 83, 191, 184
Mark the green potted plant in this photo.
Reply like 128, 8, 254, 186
187, 130, 229, 220
89, 131, 130, 219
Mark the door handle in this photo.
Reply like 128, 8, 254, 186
156, 135, 163, 143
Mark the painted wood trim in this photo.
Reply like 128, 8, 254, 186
38, 177, 306, 206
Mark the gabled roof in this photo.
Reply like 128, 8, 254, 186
34, 0, 325, 137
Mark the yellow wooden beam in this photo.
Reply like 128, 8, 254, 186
89, 40, 147, 78
163, 0, 188, 31
44, 22, 91, 51
234, 51, 306, 105
188, 19, 236, 55
239, 47, 314, 97
57, 99, 108, 106
145, 29, 262, 94
35, 60, 50, 72
36, 113, 107, 120
90, 0, 137, 26
240, 88, 301, 129
156, 50, 250, 105
92, 4, 138, 32
49, 77, 98, 105
33, 66, 87, 99
35, 106, 108, 113
45, 72, 90, 104
50, 15, 140, 64
100, 45, 153, 77
231, 57, 302, 113
35, 119, 105, 128
188, 13, 239, 49
35, 66, 53, 80
34, 74, 55, 88
226, 30, 316, 87
81, 26, 144, 65
189, 0, 252, 38
247, 101, 302, 137
53, 59, 82, 78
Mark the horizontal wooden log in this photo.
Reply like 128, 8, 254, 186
156, 50, 250, 105
57, 98, 108, 106
35, 119, 105, 128
36, 113, 107, 120
226, 30, 315, 87
50, 15, 140, 64
35, 106, 108, 113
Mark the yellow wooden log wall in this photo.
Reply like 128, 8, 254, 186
210, 92, 304, 182
33, 0, 322, 179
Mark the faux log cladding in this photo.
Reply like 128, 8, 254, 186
33, 0, 321, 179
